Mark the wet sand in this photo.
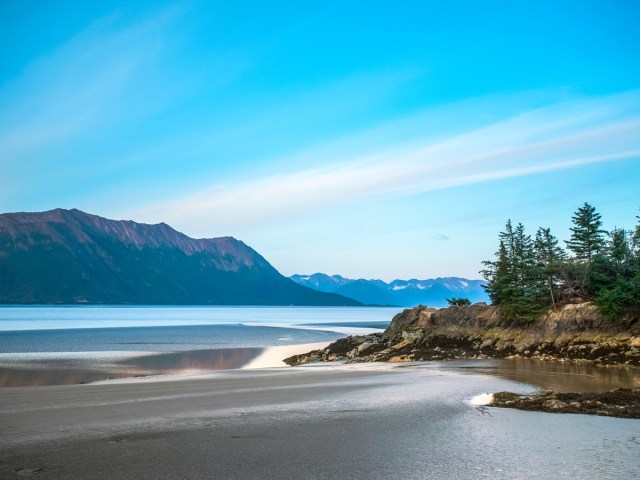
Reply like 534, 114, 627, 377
1, 363, 639, 479
0, 342, 332, 387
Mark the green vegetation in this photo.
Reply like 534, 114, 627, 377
446, 297, 471, 306
482, 202, 640, 322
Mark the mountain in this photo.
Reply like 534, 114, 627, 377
289, 274, 397, 306
289, 273, 489, 307
0, 209, 361, 306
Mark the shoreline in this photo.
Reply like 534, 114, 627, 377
0, 314, 388, 387
281, 302, 640, 418
0, 341, 337, 387
285, 303, 640, 367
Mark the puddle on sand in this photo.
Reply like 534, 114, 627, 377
0, 348, 264, 387
435, 358, 640, 393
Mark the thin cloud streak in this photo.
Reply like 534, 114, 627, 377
0, 6, 179, 160
129, 92, 640, 235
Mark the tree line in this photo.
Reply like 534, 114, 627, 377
481, 202, 640, 322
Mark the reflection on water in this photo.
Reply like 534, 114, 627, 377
0, 367, 135, 387
0, 348, 263, 387
298, 321, 391, 329
440, 358, 640, 392
119, 348, 263, 372
4, 353, 639, 391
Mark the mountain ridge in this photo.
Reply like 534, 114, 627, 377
0, 209, 361, 306
290, 273, 489, 307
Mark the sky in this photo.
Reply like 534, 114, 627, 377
1, 0, 639, 281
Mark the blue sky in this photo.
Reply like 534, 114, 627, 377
1, 0, 639, 280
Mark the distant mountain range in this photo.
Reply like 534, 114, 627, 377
289, 273, 489, 307
0, 209, 360, 306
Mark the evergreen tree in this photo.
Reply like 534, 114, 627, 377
446, 297, 471, 306
565, 202, 606, 264
632, 212, 640, 267
565, 202, 606, 291
482, 204, 640, 322
512, 222, 546, 316
595, 220, 640, 319
482, 221, 546, 321
607, 228, 632, 276
534, 227, 566, 306
481, 239, 512, 306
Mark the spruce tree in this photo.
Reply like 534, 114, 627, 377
632, 212, 640, 267
512, 222, 546, 317
565, 202, 606, 264
607, 228, 632, 276
482, 239, 512, 306
565, 202, 606, 291
534, 227, 566, 306
482, 204, 640, 322
595, 219, 640, 319
482, 221, 546, 321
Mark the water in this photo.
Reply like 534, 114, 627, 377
0, 306, 397, 354
0, 306, 397, 386
0, 306, 399, 331
438, 358, 640, 392
0, 324, 342, 353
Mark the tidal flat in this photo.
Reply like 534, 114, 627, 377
1, 362, 639, 480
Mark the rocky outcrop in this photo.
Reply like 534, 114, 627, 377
488, 388, 640, 418
284, 302, 640, 366
283, 334, 384, 365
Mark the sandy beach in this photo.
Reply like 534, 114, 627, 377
1, 362, 639, 479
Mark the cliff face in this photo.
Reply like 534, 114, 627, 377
0, 208, 362, 306
285, 303, 640, 366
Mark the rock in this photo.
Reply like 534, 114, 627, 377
544, 399, 569, 409
357, 341, 375, 354
490, 388, 640, 418
388, 356, 409, 363
401, 330, 422, 342
286, 303, 640, 367
492, 391, 521, 403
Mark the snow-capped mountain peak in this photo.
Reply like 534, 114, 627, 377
290, 273, 488, 307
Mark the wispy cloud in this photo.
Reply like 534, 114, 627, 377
434, 233, 451, 241
0, 6, 181, 160
129, 91, 640, 235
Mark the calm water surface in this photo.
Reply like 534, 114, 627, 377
0, 306, 399, 331
432, 358, 640, 392
0, 306, 395, 386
